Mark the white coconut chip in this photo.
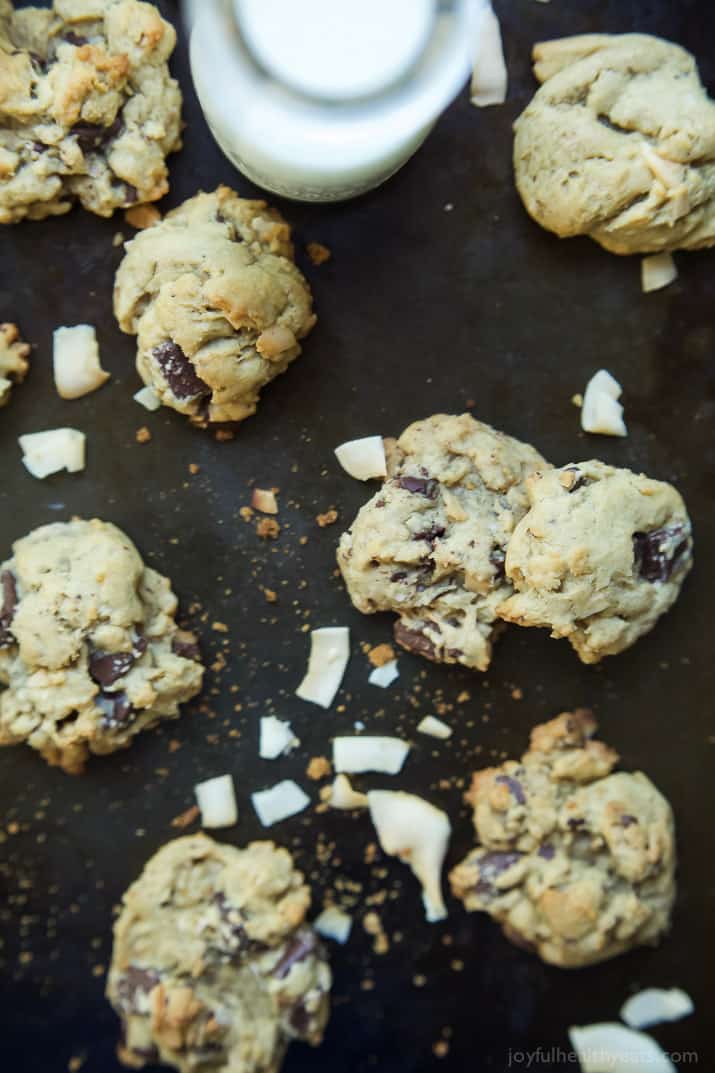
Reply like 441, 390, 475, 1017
134, 385, 161, 411
417, 715, 452, 740
333, 736, 410, 775
19, 428, 86, 479
621, 988, 694, 1030
471, 0, 508, 107
368, 660, 399, 688
334, 436, 387, 480
295, 626, 350, 708
568, 1023, 676, 1073
194, 774, 238, 828
581, 369, 627, 437
642, 252, 678, 294
53, 325, 110, 400
314, 906, 353, 944
367, 791, 451, 922
252, 780, 310, 827
259, 716, 299, 760
325, 774, 369, 810
251, 488, 278, 514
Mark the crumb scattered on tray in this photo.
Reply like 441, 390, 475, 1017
257, 518, 280, 540
215, 428, 235, 442
171, 805, 200, 829
316, 509, 338, 527
135, 426, 152, 444
307, 756, 332, 781
368, 643, 395, 668
124, 204, 162, 230
307, 241, 332, 265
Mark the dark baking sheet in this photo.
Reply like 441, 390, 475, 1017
1, 2, 714, 1071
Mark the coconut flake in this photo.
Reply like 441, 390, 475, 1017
53, 325, 109, 400
417, 715, 452, 740
642, 253, 678, 294
334, 436, 387, 481
314, 906, 353, 944
251, 488, 278, 514
471, 0, 508, 107
368, 660, 399, 688
367, 791, 451, 922
621, 988, 694, 1030
324, 774, 369, 810
252, 780, 310, 826
295, 626, 350, 709
581, 369, 627, 437
194, 774, 238, 828
333, 736, 410, 775
134, 385, 161, 411
568, 1023, 676, 1073
19, 428, 86, 478
259, 716, 299, 759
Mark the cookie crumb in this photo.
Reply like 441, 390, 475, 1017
171, 804, 200, 829
135, 426, 151, 444
112, 232, 125, 247
511, 687, 523, 701
262, 587, 277, 603
257, 518, 280, 540
307, 241, 332, 265
368, 643, 395, 668
212, 621, 229, 633
433, 1041, 450, 1058
306, 756, 332, 781
316, 509, 338, 527
215, 428, 235, 442
68, 1056, 85, 1073
189, 463, 200, 475
572, 393, 583, 408
239, 506, 254, 522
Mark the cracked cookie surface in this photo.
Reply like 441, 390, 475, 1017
450, 710, 676, 967
0, 0, 182, 223
107, 834, 331, 1073
113, 186, 316, 425
0, 322, 30, 406
0, 518, 203, 773
337, 414, 548, 672
497, 460, 693, 663
513, 34, 715, 254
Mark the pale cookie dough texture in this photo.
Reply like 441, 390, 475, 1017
0, 519, 203, 773
498, 460, 693, 663
107, 834, 332, 1073
0, 322, 30, 406
450, 710, 676, 968
114, 187, 317, 425
337, 414, 548, 672
0, 0, 182, 224
513, 34, 715, 254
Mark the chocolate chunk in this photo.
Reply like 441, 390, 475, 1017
289, 1000, 311, 1036
390, 571, 407, 583
72, 114, 123, 153
495, 774, 526, 806
567, 817, 585, 830
64, 31, 88, 46
123, 183, 139, 204
633, 524, 690, 583
537, 844, 555, 860
475, 851, 522, 895
96, 691, 133, 729
414, 524, 445, 544
89, 636, 146, 687
272, 929, 318, 980
397, 475, 438, 499
116, 966, 160, 1013
619, 814, 638, 828
394, 621, 437, 661
0, 570, 18, 648
152, 341, 211, 401
489, 547, 506, 580
172, 635, 202, 662
375, 498, 386, 509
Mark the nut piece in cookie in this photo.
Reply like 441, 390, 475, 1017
106, 833, 332, 1073
497, 460, 693, 663
113, 186, 317, 426
0, 0, 182, 224
513, 34, 715, 254
450, 710, 676, 967
337, 413, 548, 672
0, 321, 30, 405
0, 518, 203, 772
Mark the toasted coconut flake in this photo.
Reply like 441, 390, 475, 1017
368, 660, 399, 688
581, 369, 627, 437
642, 252, 678, 294
314, 906, 352, 944
296, 626, 350, 709
568, 1023, 676, 1073
333, 736, 410, 775
53, 325, 109, 400
252, 780, 310, 826
134, 385, 161, 411
19, 428, 86, 478
417, 715, 452, 740
367, 791, 451, 922
252, 488, 278, 514
334, 436, 387, 480
471, 1, 508, 107
621, 988, 694, 1029
259, 716, 299, 759
324, 774, 369, 810
194, 774, 238, 829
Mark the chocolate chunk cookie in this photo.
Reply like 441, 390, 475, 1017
113, 186, 317, 426
337, 414, 548, 672
514, 34, 715, 254
0, 0, 182, 224
0, 322, 30, 405
107, 834, 331, 1073
497, 460, 693, 663
0, 519, 203, 773
450, 710, 676, 967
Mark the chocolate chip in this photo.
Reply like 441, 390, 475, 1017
64, 31, 88, 46
620, 814, 638, 828
89, 636, 146, 687
152, 341, 211, 401
414, 524, 445, 544
0, 571, 18, 648
475, 851, 522, 895
567, 817, 585, 830
633, 524, 690, 583
96, 691, 133, 729
72, 114, 123, 153
172, 635, 202, 662
489, 547, 506, 580
116, 966, 160, 1013
375, 498, 386, 509
289, 1000, 311, 1036
272, 930, 318, 980
495, 774, 526, 806
394, 621, 437, 661
397, 475, 438, 498
537, 844, 555, 860
390, 571, 408, 583
123, 183, 139, 203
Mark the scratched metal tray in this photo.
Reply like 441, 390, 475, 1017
1, 1, 713, 1071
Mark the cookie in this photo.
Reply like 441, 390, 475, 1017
113, 186, 317, 426
107, 834, 331, 1073
337, 414, 548, 672
497, 460, 693, 663
450, 710, 676, 967
0, 0, 182, 224
0, 322, 30, 406
0, 519, 203, 773
513, 34, 715, 254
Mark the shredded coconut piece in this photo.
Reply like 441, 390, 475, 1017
333, 736, 410, 775
194, 774, 238, 828
368, 660, 399, 688
417, 715, 452, 740
568, 1023, 676, 1073
259, 716, 299, 759
296, 627, 350, 708
620, 988, 694, 1030
324, 774, 369, 810
581, 369, 627, 437
641, 252, 678, 293
252, 780, 310, 826
314, 906, 353, 944
471, 0, 507, 107
19, 428, 86, 478
134, 385, 162, 411
53, 325, 109, 400
334, 436, 387, 480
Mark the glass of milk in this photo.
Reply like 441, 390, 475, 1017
185, 0, 481, 202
